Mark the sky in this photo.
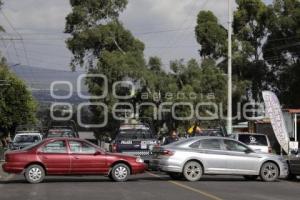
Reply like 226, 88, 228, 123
0, 0, 273, 71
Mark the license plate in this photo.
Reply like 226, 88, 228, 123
141, 141, 147, 149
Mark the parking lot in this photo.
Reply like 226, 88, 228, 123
1, 164, 300, 200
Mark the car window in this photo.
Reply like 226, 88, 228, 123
42, 141, 67, 153
224, 140, 248, 152
199, 139, 222, 150
189, 140, 201, 148
14, 135, 41, 143
238, 134, 268, 146
69, 141, 97, 154
47, 129, 75, 138
116, 129, 153, 139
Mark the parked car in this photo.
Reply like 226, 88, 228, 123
44, 120, 79, 138
44, 127, 78, 138
2, 138, 146, 183
286, 150, 300, 179
151, 137, 288, 182
9, 132, 43, 150
110, 123, 158, 162
230, 133, 272, 153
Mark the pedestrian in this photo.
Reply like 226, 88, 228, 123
163, 129, 179, 145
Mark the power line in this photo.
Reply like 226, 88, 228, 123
0, 10, 30, 66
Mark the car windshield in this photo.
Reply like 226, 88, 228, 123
238, 134, 268, 146
13, 134, 41, 143
116, 129, 152, 139
48, 129, 75, 138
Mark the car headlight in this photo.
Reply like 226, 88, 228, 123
136, 157, 144, 163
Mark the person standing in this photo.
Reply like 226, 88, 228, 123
163, 130, 179, 145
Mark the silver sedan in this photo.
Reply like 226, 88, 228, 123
151, 137, 289, 182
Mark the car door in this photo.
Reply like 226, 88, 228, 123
68, 140, 107, 174
223, 139, 260, 174
38, 140, 71, 175
193, 138, 229, 174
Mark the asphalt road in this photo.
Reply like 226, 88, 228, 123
1, 167, 300, 200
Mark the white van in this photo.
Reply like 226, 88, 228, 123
231, 133, 272, 153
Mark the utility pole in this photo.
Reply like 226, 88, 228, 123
227, 0, 233, 134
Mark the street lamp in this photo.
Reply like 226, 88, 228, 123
227, 0, 233, 134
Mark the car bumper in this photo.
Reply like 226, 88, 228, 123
2, 162, 24, 174
131, 162, 147, 174
149, 157, 182, 173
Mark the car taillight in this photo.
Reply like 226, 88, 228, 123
268, 147, 272, 153
162, 150, 174, 156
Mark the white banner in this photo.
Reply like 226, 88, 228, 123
262, 91, 290, 154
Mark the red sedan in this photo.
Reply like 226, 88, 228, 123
2, 138, 146, 183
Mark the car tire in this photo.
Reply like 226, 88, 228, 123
243, 175, 258, 181
168, 172, 184, 180
111, 163, 130, 182
25, 164, 45, 184
260, 162, 279, 182
183, 161, 203, 182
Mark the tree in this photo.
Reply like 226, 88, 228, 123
195, 11, 227, 59
0, 60, 37, 136
65, 0, 158, 133
263, 0, 300, 107
148, 56, 162, 74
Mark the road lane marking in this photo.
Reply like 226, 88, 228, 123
147, 172, 223, 200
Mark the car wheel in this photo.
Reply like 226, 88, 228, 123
243, 175, 258, 181
168, 172, 184, 180
25, 164, 45, 184
183, 161, 203, 182
260, 162, 279, 182
111, 163, 130, 182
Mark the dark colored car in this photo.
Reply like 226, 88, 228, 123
287, 151, 300, 179
2, 138, 146, 183
9, 132, 43, 150
110, 123, 158, 162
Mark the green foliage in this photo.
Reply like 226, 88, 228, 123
195, 11, 227, 59
263, 0, 300, 107
0, 61, 37, 134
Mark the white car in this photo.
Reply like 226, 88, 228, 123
230, 133, 272, 153
151, 137, 288, 182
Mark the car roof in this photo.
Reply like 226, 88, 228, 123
15, 132, 42, 136
43, 137, 84, 142
192, 136, 228, 140
233, 132, 267, 136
